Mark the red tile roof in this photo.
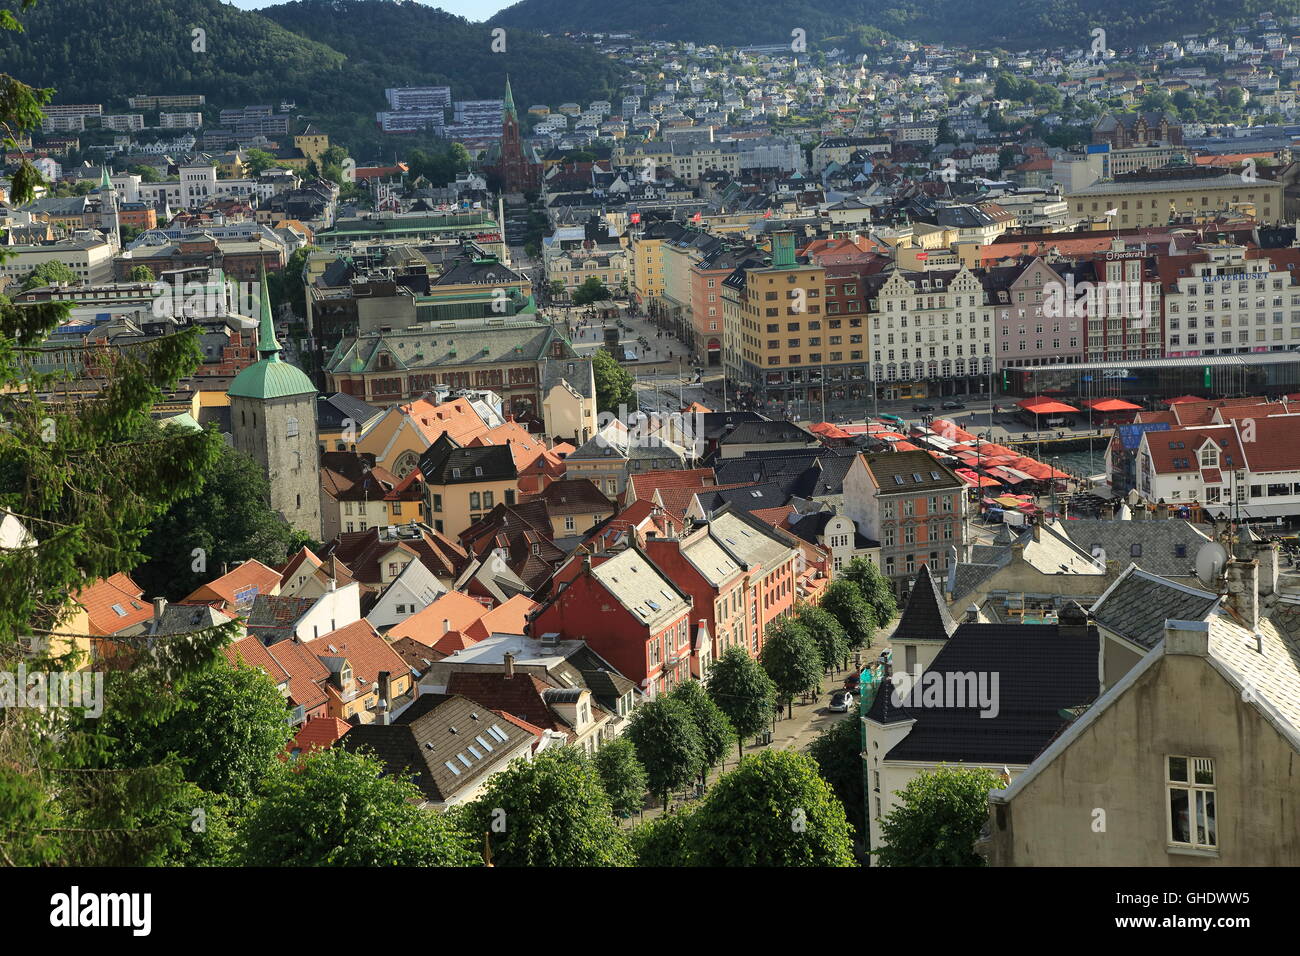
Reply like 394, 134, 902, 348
288, 716, 351, 756
185, 559, 281, 608
75, 572, 152, 635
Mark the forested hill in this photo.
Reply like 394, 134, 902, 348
490, 0, 1300, 50
0, 0, 624, 154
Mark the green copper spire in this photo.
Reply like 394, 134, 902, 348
98, 166, 112, 190
257, 266, 282, 362
504, 74, 517, 122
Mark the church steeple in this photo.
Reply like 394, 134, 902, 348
504, 74, 517, 123
256, 266, 282, 362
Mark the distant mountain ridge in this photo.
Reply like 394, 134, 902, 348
490, 0, 1300, 50
0, 0, 624, 154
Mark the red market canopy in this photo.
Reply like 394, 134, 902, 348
893, 441, 921, 452
1017, 397, 1079, 414
932, 420, 975, 441
810, 421, 851, 439
1082, 398, 1142, 412
956, 469, 1000, 487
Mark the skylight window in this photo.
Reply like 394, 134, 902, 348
912, 473, 923, 482
488, 724, 508, 742
475, 735, 493, 751
111, 604, 127, 617
457, 753, 472, 768
466, 745, 483, 760
893, 475, 905, 485
445, 761, 462, 776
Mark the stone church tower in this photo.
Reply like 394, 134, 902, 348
227, 270, 321, 539
488, 76, 541, 193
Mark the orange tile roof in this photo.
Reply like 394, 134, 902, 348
387, 590, 489, 646
403, 397, 492, 445
466, 593, 539, 641
185, 559, 281, 607
75, 572, 152, 635
312, 619, 406, 690
625, 467, 717, 506
288, 716, 351, 756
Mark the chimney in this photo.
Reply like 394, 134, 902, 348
1057, 601, 1091, 638
964, 604, 980, 623
1224, 554, 1260, 629
503, 652, 515, 679
1162, 618, 1210, 658
152, 597, 167, 624
376, 671, 391, 725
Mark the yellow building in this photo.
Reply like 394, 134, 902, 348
734, 230, 862, 411
1066, 173, 1284, 228
294, 126, 330, 168
630, 225, 672, 310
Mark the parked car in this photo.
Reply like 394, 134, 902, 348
912, 403, 935, 412
828, 691, 851, 713
843, 671, 862, 693
942, 400, 967, 410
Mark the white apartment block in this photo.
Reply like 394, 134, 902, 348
1164, 244, 1300, 358
0, 239, 115, 286
160, 112, 204, 129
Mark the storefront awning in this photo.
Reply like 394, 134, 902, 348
1017, 397, 1079, 414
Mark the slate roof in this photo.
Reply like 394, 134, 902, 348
1089, 564, 1220, 651
862, 450, 964, 494
338, 693, 536, 803
317, 392, 382, 431
418, 433, 517, 485
867, 622, 1100, 764
1065, 518, 1208, 578
893, 564, 958, 644
245, 594, 320, 645
716, 419, 819, 449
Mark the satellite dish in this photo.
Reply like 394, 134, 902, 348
1195, 541, 1228, 588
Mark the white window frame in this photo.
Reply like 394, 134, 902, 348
1166, 755, 1217, 851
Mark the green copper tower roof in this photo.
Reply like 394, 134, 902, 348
504, 75, 517, 122
227, 266, 316, 400
98, 167, 112, 190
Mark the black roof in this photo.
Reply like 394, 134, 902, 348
716, 419, 819, 448
418, 433, 517, 485
892, 564, 958, 644
867, 622, 1100, 764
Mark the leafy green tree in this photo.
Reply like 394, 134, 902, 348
129, 164, 162, 183
819, 577, 876, 652
706, 645, 777, 761
687, 750, 855, 866
592, 737, 648, 817
807, 704, 866, 843
548, 279, 566, 298
572, 275, 611, 305
630, 805, 697, 866
245, 148, 284, 176
592, 346, 634, 414
759, 616, 823, 719
624, 696, 703, 808
236, 747, 478, 866
0, 6, 240, 864
841, 557, 898, 626
795, 601, 849, 672
460, 748, 632, 866
97, 658, 294, 804
669, 679, 734, 784
20, 259, 78, 290
127, 265, 155, 282
132, 440, 305, 600
875, 765, 1002, 867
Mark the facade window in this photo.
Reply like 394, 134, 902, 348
1167, 756, 1216, 850
286, 417, 299, 438
433, 494, 443, 512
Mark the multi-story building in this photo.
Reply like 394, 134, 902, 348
0, 238, 114, 286
159, 112, 204, 129
1159, 243, 1300, 357
532, 547, 695, 698
863, 264, 995, 401
385, 86, 452, 111
324, 321, 583, 421
842, 449, 966, 596
417, 433, 519, 541
129, 94, 206, 110
731, 231, 850, 415
1065, 173, 1284, 227
628, 220, 687, 311
994, 257, 1086, 370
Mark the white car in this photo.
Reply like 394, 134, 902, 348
828, 691, 851, 713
